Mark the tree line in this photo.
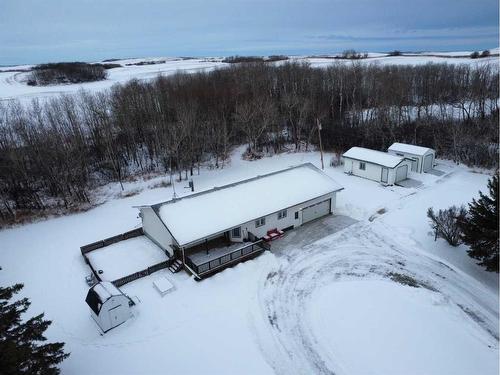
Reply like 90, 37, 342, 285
27, 62, 111, 86
0, 61, 498, 224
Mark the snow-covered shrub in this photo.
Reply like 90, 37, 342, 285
329, 153, 342, 167
427, 205, 466, 246
120, 188, 141, 198
149, 179, 172, 189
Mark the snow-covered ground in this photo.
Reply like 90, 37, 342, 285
86, 236, 168, 281
0, 147, 498, 374
0, 58, 226, 104
0, 49, 498, 104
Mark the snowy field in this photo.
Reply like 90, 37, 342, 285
85, 236, 168, 281
0, 58, 226, 104
0, 147, 498, 374
0, 50, 498, 104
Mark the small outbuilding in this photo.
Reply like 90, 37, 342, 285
342, 147, 412, 185
85, 281, 132, 333
388, 143, 435, 173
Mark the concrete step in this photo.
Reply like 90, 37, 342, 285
168, 259, 183, 273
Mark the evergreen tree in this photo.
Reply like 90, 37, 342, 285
459, 174, 499, 272
0, 282, 69, 374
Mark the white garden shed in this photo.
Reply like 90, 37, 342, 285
388, 143, 435, 173
342, 147, 412, 185
85, 282, 133, 333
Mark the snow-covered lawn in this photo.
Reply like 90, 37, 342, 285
0, 147, 498, 374
308, 281, 497, 375
86, 236, 168, 281
256, 219, 498, 374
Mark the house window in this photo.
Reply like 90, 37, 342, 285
255, 217, 265, 227
232, 227, 241, 238
295, 211, 299, 220
359, 162, 366, 170
278, 209, 287, 220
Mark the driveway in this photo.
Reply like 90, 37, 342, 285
396, 178, 423, 188
270, 214, 357, 255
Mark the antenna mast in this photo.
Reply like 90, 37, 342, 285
170, 157, 177, 199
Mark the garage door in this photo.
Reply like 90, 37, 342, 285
395, 165, 408, 183
302, 199, 331, 224
423, 154, 433, 172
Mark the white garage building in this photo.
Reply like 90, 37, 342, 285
388, 143, 435, 173
342, 147, 412, 185
137, 163, 343, 279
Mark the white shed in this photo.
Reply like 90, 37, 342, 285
388, 143, 435, 173
342, 147, 412, 185
85, 282, 132, 333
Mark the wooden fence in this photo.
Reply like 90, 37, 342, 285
112, 260, 172, 287
80, 227, 143, 255
80, 227, 169, 286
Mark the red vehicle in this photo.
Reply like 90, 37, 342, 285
263, 228, 284, 242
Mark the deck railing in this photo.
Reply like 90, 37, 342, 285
185, 239, 270, 277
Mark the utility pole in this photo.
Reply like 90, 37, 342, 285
317, 118, 324, 170
170, 157, 177, 199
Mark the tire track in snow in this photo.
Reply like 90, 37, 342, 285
253, 221, 499, 375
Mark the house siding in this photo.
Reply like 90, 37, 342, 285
387, 149, 435, 173
343, 157, 412, 184
141, 207, 174, 256
344, 158, 386, 183
231, 193, 336, 241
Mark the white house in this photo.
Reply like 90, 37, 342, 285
388, 142, 435, 173
342, 147, 412, 185
137, 163, 343, 279
85, 282, 133, 333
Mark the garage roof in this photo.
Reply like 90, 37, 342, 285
388, 143, 434, 156
342, 147, 404, 168
153, 163, 343, 246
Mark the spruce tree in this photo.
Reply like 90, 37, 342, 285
459, 174, 499, 272
0, 282, 69, 374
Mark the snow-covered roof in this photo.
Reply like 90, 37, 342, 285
92, 282, 122, 302
388, 142, 434, 156
154, 163, 343, 246
342, 147, 404, 168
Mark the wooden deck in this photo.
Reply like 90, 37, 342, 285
184, 235, 232, 259
184, 239, 270, 280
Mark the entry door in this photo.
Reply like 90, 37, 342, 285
302, 199, 331, 224
381, 168, 389, 183
108, 304, 123, 328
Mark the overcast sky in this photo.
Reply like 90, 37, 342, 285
1, 0, 498, 65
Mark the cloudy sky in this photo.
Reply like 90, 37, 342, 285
1, 0, 498, 65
